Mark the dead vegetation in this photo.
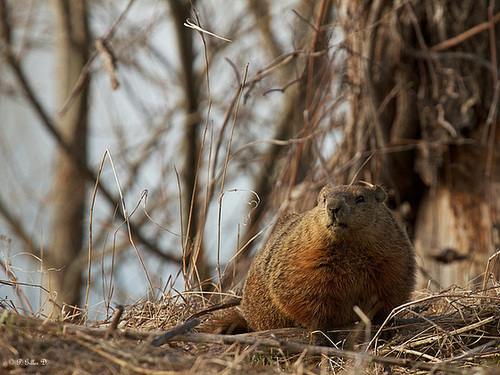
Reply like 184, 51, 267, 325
1, 1, 500, 374
2, 280, 500, 374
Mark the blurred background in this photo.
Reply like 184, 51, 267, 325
0, 0, 499, 320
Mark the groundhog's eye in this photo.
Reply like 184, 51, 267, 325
355, 195, 365, 203
323, 196, 327, 205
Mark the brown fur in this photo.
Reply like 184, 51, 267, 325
203, 306, 248, 334
205, 183, 416, 333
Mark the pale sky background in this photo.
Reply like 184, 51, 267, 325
1, 0, 338, 319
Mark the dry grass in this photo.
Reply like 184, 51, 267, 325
1, 283, 500, 374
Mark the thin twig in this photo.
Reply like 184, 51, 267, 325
217, 65, 249, 284
110, 153, 155, 297
151, 318, 201, 347
0, 279, 50, 300
184, 18, 232, 42
104, 305, 124, 340
482, 249, 500, 291
430, 11, 500, 52
405, 2, 438, 99
0, 240, 34, 315
396, 316, 496, 350
488, 2, 498, 86
305, 0, 329, 108
59, 0, 136, 114
186, 5, 215, 291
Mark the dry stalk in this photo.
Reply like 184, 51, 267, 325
395, 315, 496, 350
482, 249, 500, 291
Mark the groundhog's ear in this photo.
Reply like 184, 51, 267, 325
373, 185, 387, 203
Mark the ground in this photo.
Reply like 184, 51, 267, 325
1, 284, 500, 374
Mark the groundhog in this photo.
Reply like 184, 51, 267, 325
206, 182, 416, 333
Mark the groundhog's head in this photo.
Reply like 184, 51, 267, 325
317, 182, 389, 241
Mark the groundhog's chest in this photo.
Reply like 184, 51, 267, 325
280, 243, 389, 301
271, 244, 392, 328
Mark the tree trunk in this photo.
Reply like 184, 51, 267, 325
48, 0, 90, 310
168, 0, 207, 288
334, 0, 500, 290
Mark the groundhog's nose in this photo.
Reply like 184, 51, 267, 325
327, 198, 343, 218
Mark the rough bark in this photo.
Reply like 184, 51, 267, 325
333, 0, 500, 289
